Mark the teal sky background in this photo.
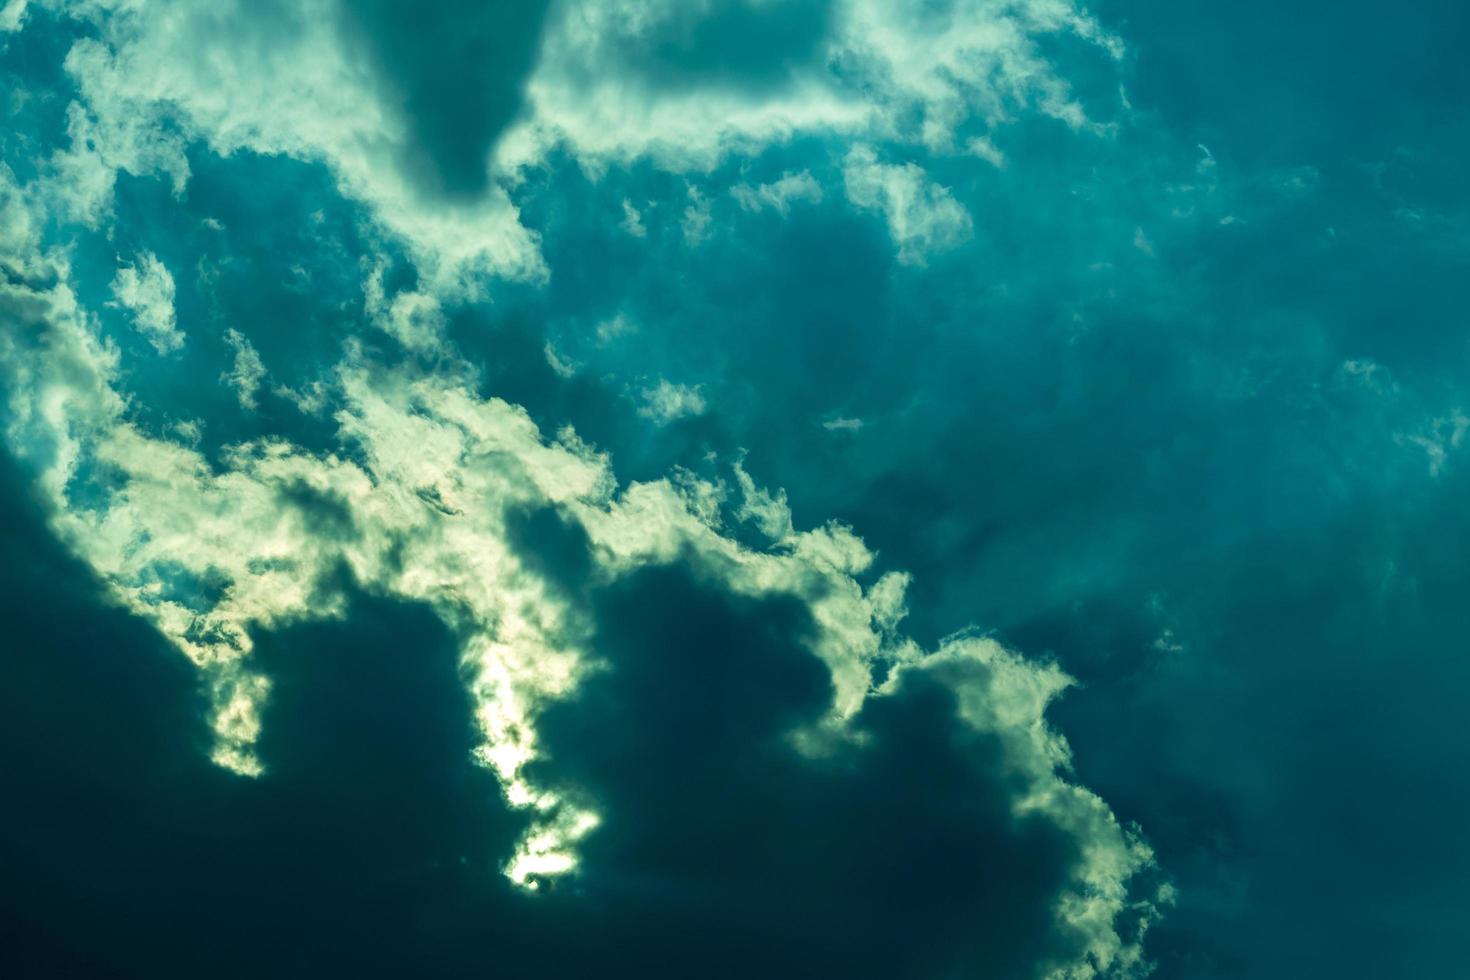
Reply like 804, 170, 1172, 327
3, 2, 1469, 976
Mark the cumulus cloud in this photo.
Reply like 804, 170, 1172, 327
0, 0, 27, 33
0, 4, 1173, 975
363, 260, 446, 353
4, 1, 1462, 975
23, 0, 1124, 298
52, 0, 545, 290
1, 180, 1160, 976
110, 251, 182, 353
499, 0, 1123, 172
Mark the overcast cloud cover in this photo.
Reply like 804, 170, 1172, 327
1, 1, 1468, 977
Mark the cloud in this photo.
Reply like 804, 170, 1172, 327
2, 0, 1460, 974
596, 311, 637, 345
1398, 410, 1469, 478
0, 442, 1158, 977
21, 0, 1126, 305
681, 184, 713, 245
0, 0, 27, 33
732, 169, 824, 216
221, 327, 265, 410
619, 198, 647, 237
0, 179, 1160, 976
529, 565, 1158, 977
363, 261, 446, 353
499, 0, 1123, 172
0, 5, 1177, 975
638, 378, 707, 425
843, 145, 973, 264
110, 251, 182, 353
53, 0, 545, 290
543, 340, 579, 379
0, 486, 525, 974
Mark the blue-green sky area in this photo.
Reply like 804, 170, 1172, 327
2, 2, 1467, 977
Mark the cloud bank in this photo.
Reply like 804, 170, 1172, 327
0, 2, 1168, 977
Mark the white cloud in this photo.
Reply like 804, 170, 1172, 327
965, 134, 1007, 168
681, 184, 712, 246
110, 251, 182, 353
638, 378, 707, 424
32, 0, 1122, 295
52, 0, 544, 292
733, 459, 796, 543
0, 221, 1163, 963
619, 198, 647, 238
843, 145, 973, 265
916, 634, 1165, 978
543, 341, 578, 379
1, 0, 28, 33
498, 0, 1122, 173
596, 311, 637, 345
363, 261, 446, 354
732, 169, 824, 216
222, 327, 265, 410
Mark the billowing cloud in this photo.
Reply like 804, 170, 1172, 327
4, 0, 1465, 975
24, 0, 1128, 296
110, 251, 181, 353
50, 0, 545, 290
3, 240, 1161, 934
500, 0, 1123, 171
0, 3, 1240, 975
2, 123, 1159, 980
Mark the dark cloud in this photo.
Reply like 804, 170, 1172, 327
530, 560, 1081, 978
0, 461, 1104, 978
476, 16, 1470, 970
0, 449, 517, 976
0, 449, 234, 975
338, 0, 553, 199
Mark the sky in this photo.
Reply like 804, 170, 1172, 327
1, 1, 1468, 977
